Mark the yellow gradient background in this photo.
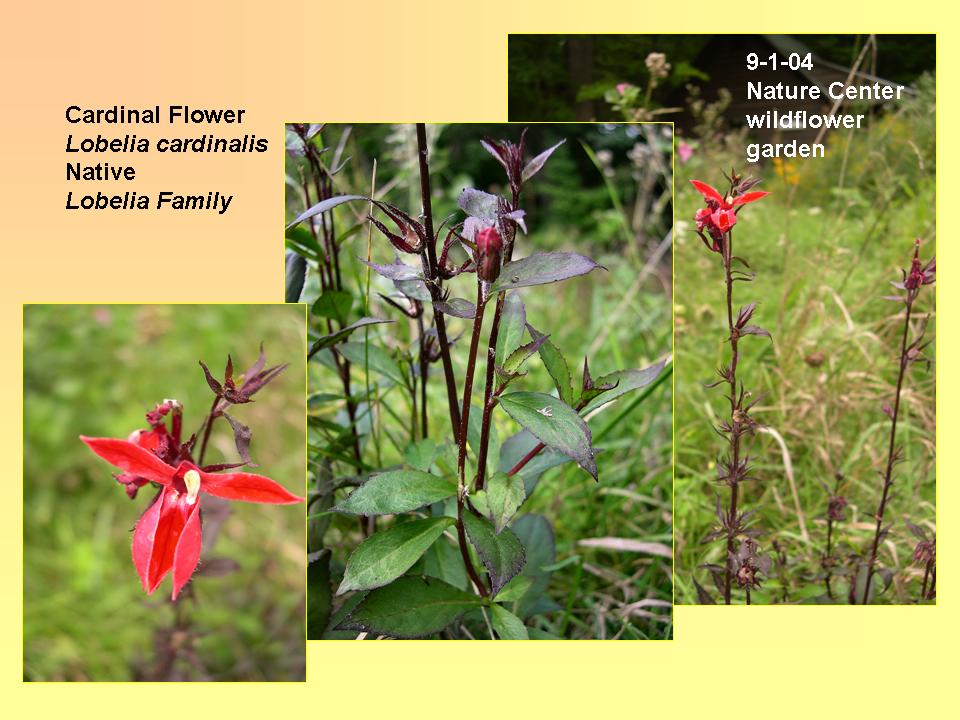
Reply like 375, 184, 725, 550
2, 2, 951, 716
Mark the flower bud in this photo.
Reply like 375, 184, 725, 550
476, 226, 503, 283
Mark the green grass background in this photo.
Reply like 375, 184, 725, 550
674, 80, 936, 603
24, 304, 306, 680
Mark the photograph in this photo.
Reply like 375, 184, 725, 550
23, 304, 307, 680
286, 122, 673, 638
508, 34, 936, 604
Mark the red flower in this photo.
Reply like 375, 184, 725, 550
691, 179, 769, 253
81, 435, 302, 599
904, 238, 936, 291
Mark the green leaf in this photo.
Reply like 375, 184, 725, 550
493, 575, 534, 602
337, 576, 483, 638
462, 512, 526, 597
526, 323, 575, 406
420, 538, 469, 591
307, 550, 332, 639
581, 359, 667, 413
312, 290, 352, 324
495, 293, 526, 366
285, 252, 306, 303
491, 252, 603, 293
337, 517, 455, 595
485, 471, 525, 533
527, 628, 561, 640
308, 317, 392, 356
333, 470, 457, 516
503, 334, 549, 375
511, 514, 556, 617
286, 193, 366, 229
498, 429, 571, 495
491, 604, 529, 639
498, 392, 597, 480
404, 438, 443, 472
337, 341, 406, 386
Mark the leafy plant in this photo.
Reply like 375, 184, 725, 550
689, 172, 770, 604
290, 124, 670, 638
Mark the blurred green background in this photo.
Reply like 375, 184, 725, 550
24, 304, 306, 680
673, 78, 936, 603
290, 124, 674, 638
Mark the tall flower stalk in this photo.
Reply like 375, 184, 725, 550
860, 239, 934, 604
692, 172, 770, 604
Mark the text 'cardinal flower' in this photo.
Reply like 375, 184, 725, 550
80, 346, 303, 601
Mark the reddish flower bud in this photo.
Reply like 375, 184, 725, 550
476, 226, 503, 283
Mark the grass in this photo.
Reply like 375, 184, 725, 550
674, 111, 936, 603
23, 305, 306, 680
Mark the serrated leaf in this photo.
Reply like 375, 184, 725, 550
337, 576, 482, 638
498, 392, 597, 480
462, 512, 526, 597
581, 359, 667, 414
527, 323, 574, 405
493, 575, 534, 602
490, 604, 529, 639
287, 194, 366, 229
337, 341, 406, 386
491, 252, 603, 292
433, 298, 476, 318
404, 438, 443, 472
285, 252, 306, 303
308, 317, 393, 356
337, 517, 455, 595
503, 334, 549, 375
333, 470, 456, 515
485, 471, 525, 533
521, 139, 565, 183
312, 290, 352, 324
495, 293, 525, 366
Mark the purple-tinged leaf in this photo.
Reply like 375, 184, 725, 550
740, 325, 771, 339
462, 512, 526, 597
199, 361, 223, 396
308, 317, 393, 357
501, 209, 527, 234
433, 298, 476, 319
694, 580, 717, 604
490, 252, 604, 293
358, 256, 423, 281
503, 334, 549, 375
582, 359, 667, 414
736, 302, 757, 328
223, 412, 255, 465
521, 139, 565, 183
458, 188, 501, 222
498, 391, 597, 480
286, 194, 366, 230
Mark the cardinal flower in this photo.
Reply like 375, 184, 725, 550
691, 179, 769, 253
81, 435, 302, 600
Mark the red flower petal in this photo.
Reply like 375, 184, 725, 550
200, 469, 303, 504
132, 489, 164, 591
81, 436, 174, 485
732, 191, 770, 206
690, 180, 724, 205
142, 486, 196, 594
171, 499, 202, 600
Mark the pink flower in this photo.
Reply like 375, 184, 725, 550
616, 83, 630, 94
677, 141, 693, 164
